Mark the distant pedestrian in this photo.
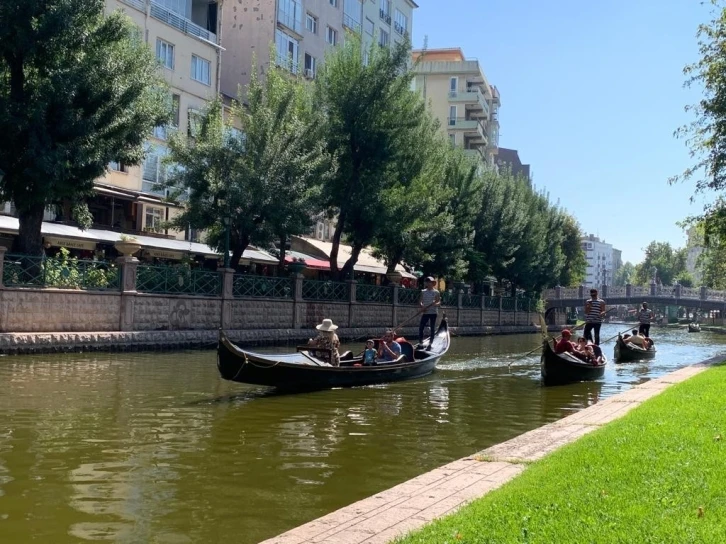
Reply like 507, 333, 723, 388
418, 276, 441, 347
637, 302, 654, 338
584, 288, 606, 345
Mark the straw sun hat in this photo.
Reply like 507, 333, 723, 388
316, 319, 339, 332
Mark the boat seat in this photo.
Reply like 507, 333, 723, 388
339, 351, 354, 361
399, 341, 414, 362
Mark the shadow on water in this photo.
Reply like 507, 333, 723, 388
0, 323, 724, 543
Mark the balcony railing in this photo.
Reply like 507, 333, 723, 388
277, 9, 303, 34
394, 21, 406, 35
149, 1, 217, 43
276, 54, 299, 75
449, 90, 490, 117
119, 0, 146, 11
379, 9, 391, 25
343, 13, 362, 33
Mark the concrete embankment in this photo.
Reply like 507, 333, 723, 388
257, 356, 723, 544
0, 325, 540, 355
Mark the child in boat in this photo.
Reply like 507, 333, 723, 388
363, 340, 377, 366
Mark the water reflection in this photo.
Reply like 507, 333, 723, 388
0, 325, 724, 543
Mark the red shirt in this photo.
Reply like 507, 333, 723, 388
554, 338, 575, 354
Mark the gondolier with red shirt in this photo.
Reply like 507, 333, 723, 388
584, 288, 606, 345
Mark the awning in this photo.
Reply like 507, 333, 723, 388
284, 251, 330, 270
94, 186, 137, 200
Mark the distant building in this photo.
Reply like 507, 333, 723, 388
611, 248, 622, 277
496, 148, 530, 183
581, 234, 613, 288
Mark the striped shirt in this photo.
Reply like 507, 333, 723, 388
421, 289, 440, 315
585, 298, 605, 323
638, 308, 653, 324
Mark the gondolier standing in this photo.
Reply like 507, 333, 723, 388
584, 288, 606, 345
637, 302, 654, 338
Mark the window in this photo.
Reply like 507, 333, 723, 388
326, 26, 338, 46
449, 134, 456, 146
449, 77, 458, 94
394, 9, 407, 35
109, 161, 128, 173
329, 0, 338, 7
144, 206, 165, 233
142, 144, 168, 196
343, 0, 362, 32
305, 13, 318, 34
171, 94, 180, 127
304, 53, 317, 78
275, 30, 300, 73
449, 105, 457, 126
156, 39, 174, 69
191, 55, 211, 85
364, 17, 374, 36
379, 0, 390, 21
278, 0, 303, 34
187, 108, 203, 138
378, 28, 389, 47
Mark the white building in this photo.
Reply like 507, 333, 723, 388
581, 234, 613, 288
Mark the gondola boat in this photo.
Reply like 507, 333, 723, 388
614, 334, 657, 362
541, 340, 607, 386
688, 323, 701, 333
217, 318, 450, 391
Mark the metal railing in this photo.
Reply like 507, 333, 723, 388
501, 297, 515, 311
302, 279, 348, 302
706, 289, 725, 301
3, 254, 121, 291
233, 275, 293, 299
462, 294, 482, 308
119, 0, 146, 11
681, 287, 701, 299
631, 286, 649, 297
356, 283, 393, 304
441, 291, 458, 307
277, 9, 303, 34
343, 14, 362, 33
608, 286, 626, 297
483, 296, 499, 310
398, 288, 420, 305
136, 265, 221, 296
149, 1, 217, 43
516, 298, 530, 312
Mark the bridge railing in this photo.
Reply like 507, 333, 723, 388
680, 287, 701, 299
705, 289, 726, 302
631, 286, 649, 297
608, 286, 626, 297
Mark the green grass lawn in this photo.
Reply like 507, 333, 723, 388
396, 364, 726, 544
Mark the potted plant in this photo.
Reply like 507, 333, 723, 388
114, 234, 142, 257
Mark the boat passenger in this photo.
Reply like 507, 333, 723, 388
308, 319, 341, 366
554, 329, 577, 354
624, 329, 647, 349
377, 329, 402, 362
363, 340, 377, 366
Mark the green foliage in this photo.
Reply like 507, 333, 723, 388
396, 364, 726, 544
3, 248, 118, 289
613, 261, 636, 286
558, 215, 587, 286
633, 241, 687, 285
167, 62, 330, 266
0, 0, 169, 254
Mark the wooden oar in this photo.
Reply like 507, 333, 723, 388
599, 326, 639, 346
392, 301, 437, 334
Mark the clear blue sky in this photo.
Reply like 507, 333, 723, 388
413, 0, 711, 264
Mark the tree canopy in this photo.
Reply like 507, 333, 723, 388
0, 0, 169, 254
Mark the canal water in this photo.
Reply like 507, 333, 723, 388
1, 324, 724, 543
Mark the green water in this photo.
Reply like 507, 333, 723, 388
1, 325, 724, 543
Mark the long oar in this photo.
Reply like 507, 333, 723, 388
392, 301, 437, 334
600, 326, 639, 346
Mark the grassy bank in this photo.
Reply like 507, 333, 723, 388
396, 364, 726, 544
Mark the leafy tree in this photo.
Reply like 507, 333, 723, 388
558, 215, 586, 286
634, 241, 687, 285
0, 0, 169, 255
315, 35, 425, 280
613, 261, 636, 286
167, 66, 330, 267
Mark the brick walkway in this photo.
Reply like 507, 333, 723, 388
259, 359, 720, 544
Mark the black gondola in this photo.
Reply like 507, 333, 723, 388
688, 323, 701, 333
614, 334, 657, 362
217, 318, 450, 391
541, 341, 607, 386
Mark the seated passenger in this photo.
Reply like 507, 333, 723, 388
554, 329, 577, 354
363, 340, 377, 366
308, 318, 341, 366
624, 329, 646, 348
377, 329, 402, 362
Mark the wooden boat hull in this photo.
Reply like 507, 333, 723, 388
614, 335, 656, 363
217, 319, 450, 391
541, 341, 606, 386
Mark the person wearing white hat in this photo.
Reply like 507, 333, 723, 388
308, 318, 341, 366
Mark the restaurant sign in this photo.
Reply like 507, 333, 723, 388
145, 249, 184, 260
44, 236, 97, 251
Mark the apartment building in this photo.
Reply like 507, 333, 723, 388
496, 148, 531, 183
411, 48, 500, 167
581, 234, 614, 288
220, 0, 417, 102
94, 0, 221, 241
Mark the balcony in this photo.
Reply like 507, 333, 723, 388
394, 21, 406, 35
148, 1, 217, 43
464, 149, 485, 162
448, 89, 490, 117
379, 9, 392, 25
277, 8, 303, 35
343, 13, 362, 33
447, 118, 487, 142
276, 54, 299, 75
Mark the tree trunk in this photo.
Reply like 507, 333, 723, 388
230, 233, 250, 271
386, 249, 403, 274
340, 242, 363, 280
278, 233, 287, 270
14, 204, 45, 255
329, 209, 347, 281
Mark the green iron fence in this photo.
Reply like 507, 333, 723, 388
483, 296, 499, 310
441, 291, 458, 307
3, 253, 121, 290
516, 298, 531, 312
302, 279, 349, 302
356, 283, 394, 304
398, 288, 420, 305
233, 275, 293, 299
501, 297, 515, 311
136, 265, 221, 296
461, 294, 482, 308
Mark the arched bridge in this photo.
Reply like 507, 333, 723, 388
543, 284, 726, 312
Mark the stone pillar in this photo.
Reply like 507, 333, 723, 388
293, 273, 304, 329
578, 285, 585, 300
480, 290, 486, 326
601, 284, 608, 298
675, 283, 682, 299
348, 279, 357, 328
117, 256, 139, 332
700, 286, 707, 301
220, 268, 235, 330
498, 296, 503, 326
391, 284, 399, 329
513, 297, 517, 327
456, 288, 463, 328
0, 245, 6, 288
650, 282, 657, 296
626, 283, 632, 298
555, 285, 562, 299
